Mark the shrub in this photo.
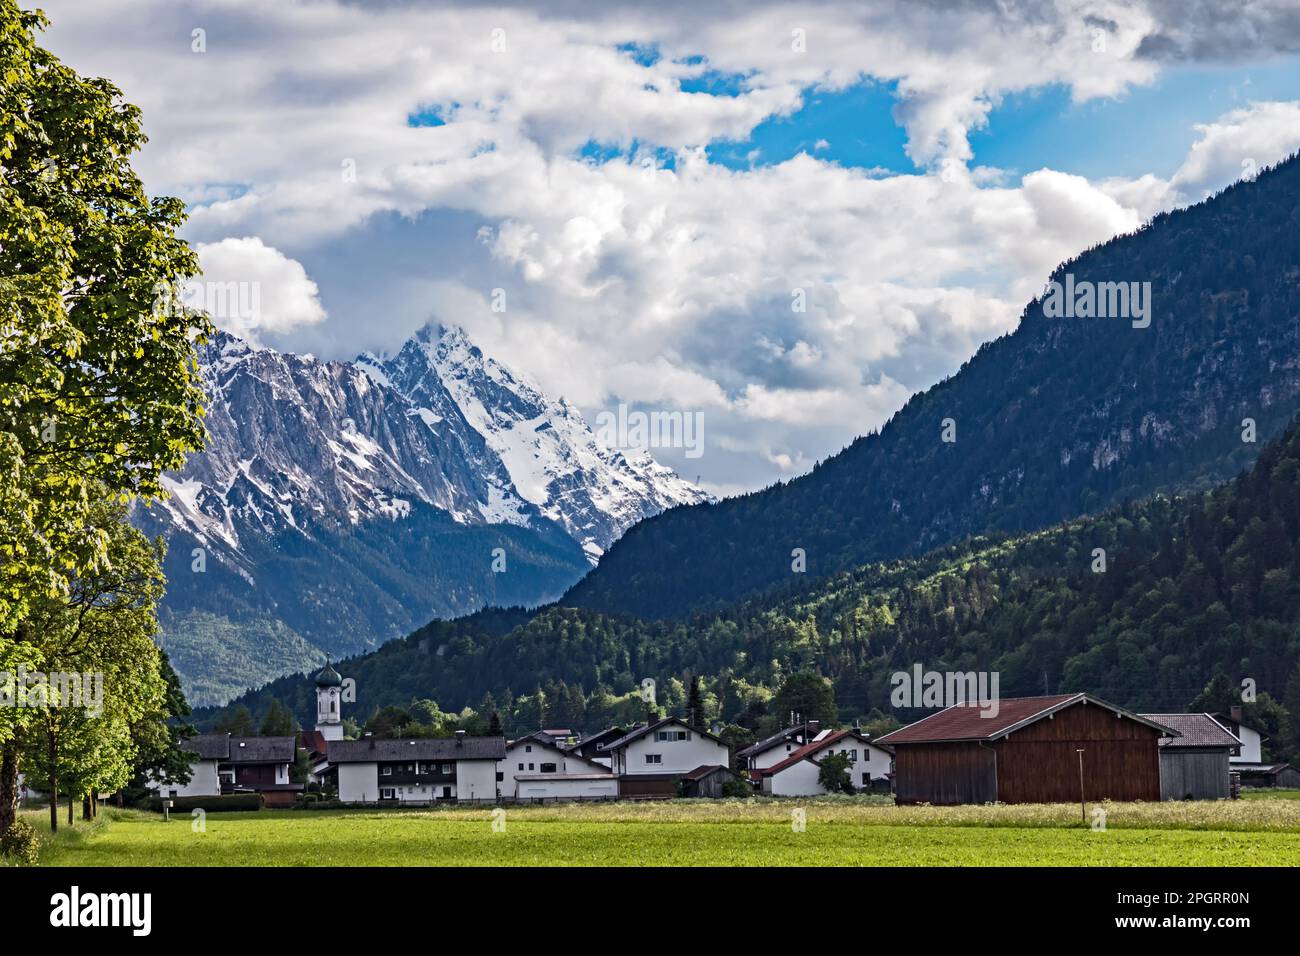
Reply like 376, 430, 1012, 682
1, 820, 40, 865
721, 778, 753, 798
148, 793, 263, 813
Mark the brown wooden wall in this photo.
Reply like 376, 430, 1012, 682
617, 776, 678, 797
995, 702, 1161, 803
893, 742, 997, 805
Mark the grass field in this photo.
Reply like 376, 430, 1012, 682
20, 796, 1300, 867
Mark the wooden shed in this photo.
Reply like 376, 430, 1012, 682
876, 694, 1175, 805
1141, 713, 1239, 800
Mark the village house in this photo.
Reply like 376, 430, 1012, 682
737, 721, 821, 775
876, 693, 1177, 805
602, 716, 732, 798
1208, 706, 1300, 788
500, 730, 618, 799
152, 733, 301, 807
1141, 713, 1240, 800
562, 726, 625, 768
753, 729, 893, 796
331, 731, 505, 803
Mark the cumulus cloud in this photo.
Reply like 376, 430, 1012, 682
32, 0, 1300, 492
193, 238, 327, 345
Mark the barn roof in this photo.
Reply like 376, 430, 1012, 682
1142, 713, 1240, 750
874, 694, 1178, 745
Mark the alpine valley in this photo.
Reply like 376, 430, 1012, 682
136, 324, 707, 705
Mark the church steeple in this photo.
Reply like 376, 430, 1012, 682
314, 664, 344, 741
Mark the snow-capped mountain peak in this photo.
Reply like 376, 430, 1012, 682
358, 321, 710, 559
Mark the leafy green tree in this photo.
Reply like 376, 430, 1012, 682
817, 753, 852, 794
124, 649, 195, 805
773, 672, 837, 727
0, 2, 209, 836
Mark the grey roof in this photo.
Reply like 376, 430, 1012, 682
602, 717, 728, 753
227, 736, 297, 763
182, 734, 296, 763
738, 726, 807, 758
184, 734, 232, 760
1144, 714, 1241, 750
328, 736, 507, 763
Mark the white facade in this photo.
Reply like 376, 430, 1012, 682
812, 738, 892, 790
1231, 725, 1264, 764
764, 759, 824, 796
456, 759, 497, 802
750, 739, 802, 772
513, 773, 619, 799
338, 762, 378, 803
499, 737, 606, 793
611, 722, 731, 775
147, 758, 220, 798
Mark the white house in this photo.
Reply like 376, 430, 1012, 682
737, 722, 821, 774
331, 731, 505, 803
1213, 708, 1268, 764
601, 717, 732, 798
499, 730, 615, 798
756, 729, 893, 796
148, 734, 300, 805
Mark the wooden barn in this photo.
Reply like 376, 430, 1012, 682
876, 693, 1176, 805
1141, 713, 1239, 800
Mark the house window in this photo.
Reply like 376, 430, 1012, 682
645, 754, 662, 765
382, 766, 392, 776
496, 772, 504, 782
540, 762, 557, 773
518, 762, 524, 771
850, 750, 858, 762
525, 745, 532, 752
528, 763, 534, 771
442, 763, 451, 773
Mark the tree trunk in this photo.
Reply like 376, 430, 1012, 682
0, 740, 19, 837
66, 792, 73, 827
81, 794, 91, 820
115, 790, 124, 809
48, 732, 59, 834
91, 789, 99, 818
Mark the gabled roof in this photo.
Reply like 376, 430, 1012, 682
227, 736, 297, 763
681, 764, 739, 782
601, 716, 728, 752
299, 730, 329, 756
564, 726, 625, 753
182, 734, 296, 763
737, 725, 810, 758
329, 736, 507, 763
1142, 713, 1240, 750
507, 730, 567, 750
874, 694, 1179, 745
756, 729, 885, 777
183, 734, 232, 760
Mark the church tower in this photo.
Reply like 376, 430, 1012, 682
314, 664, 344, 741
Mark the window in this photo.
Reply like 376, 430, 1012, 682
850, 750, 858, 762
540, 762, 557, 773
441, 763, 452, 774
330, 700, 336, 714
382, 766, 392, 776
525, 745, 532, 752
496, 772, 504, 782
645, 754, 662, 764
518, 762, 524, 771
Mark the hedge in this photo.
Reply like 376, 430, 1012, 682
148, 793, 264, 813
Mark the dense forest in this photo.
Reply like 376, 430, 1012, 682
212, 414, 1300, 763
565, 153, 1300, 619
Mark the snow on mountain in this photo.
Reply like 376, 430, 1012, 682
357, 323, 711, 561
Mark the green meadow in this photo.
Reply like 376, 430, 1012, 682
21, 797, 1300, 867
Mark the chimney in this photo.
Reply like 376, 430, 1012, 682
365, 731, 374, 750
1230, 705, 1243, 723
455, 729, 466, 747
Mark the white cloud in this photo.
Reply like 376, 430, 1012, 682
194, 238, 326, 344
31, 0, 1300, 490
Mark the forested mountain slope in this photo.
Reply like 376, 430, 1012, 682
565, 154, 1300, 619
